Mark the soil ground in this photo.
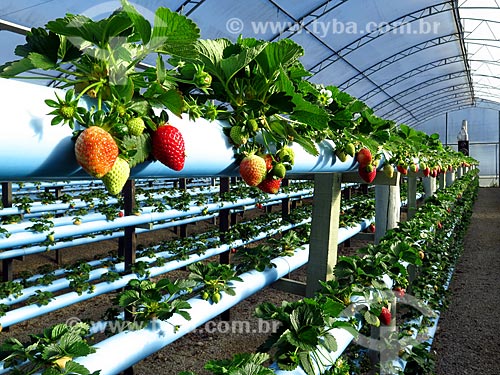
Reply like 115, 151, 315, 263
432, 187, 500, 375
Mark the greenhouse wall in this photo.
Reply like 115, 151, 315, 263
415, 107, 500, 187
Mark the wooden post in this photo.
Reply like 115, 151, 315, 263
438, 172, 446, 190
305, 173, 342, 297
281, 179, 291, 220
422, 177, 433, 200
179, 178, 188, 238
1, 182, 12, 208
219, 177, 231, 320
407, 174, 417, 220
446, 171, 455, 187
342, 185, 352, 248
122, 180, 136, 272
2, 183, 13, 286
374, 176, 401, 244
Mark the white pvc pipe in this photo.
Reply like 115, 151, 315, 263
0, 78, 370, 181
75, 247, 311, 374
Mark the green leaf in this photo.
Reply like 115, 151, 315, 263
364, 310, 380, 327
121, 0, 152, 43
255, 39, 303, 75
103, 11, 134, 42
219, 43, 267, 82
298, 351, 315, 375
322, 333, 338, 352
151, 7, 200, 57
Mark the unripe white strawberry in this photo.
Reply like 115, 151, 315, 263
101, 158, 130, 195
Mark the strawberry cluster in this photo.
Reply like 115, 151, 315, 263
238, 146, 294, 194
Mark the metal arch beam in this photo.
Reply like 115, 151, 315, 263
385, 90, 476, 121
384, 83, 500, 119
380, 85, 473, 119
266, 0, 349, 42
338, 33, 461, 90
0, 19, 30, 35
307, 1, 452, 75
451, 0, 475, 104
175, 0, 208, 15
395, 98, 473, 126
372, 70, 469, 111
360, 55, 467, 102
395, 94, 473, 122
249, 0, 419, 122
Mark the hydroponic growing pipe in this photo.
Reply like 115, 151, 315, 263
74, 247, 311, 374
0, 217, 313, 327
0, 189, 312, 256
0, 78, 382, 181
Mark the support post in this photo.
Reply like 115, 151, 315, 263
179, 178, 188, 238
219, 177, 231, 320
438, 172, 446, 190
305, 173, 342, 297
121, 180, 136, 375
446, 171, 455, 187
374, 177, 401, 244
1, 182, 12, 208
122, 180, 136, 272
281, 178, 291, 220
342, 185, 352, 248
407, 174, 417, 220
422, 177, 433, 200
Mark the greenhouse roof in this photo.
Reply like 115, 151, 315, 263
0, 0, 499, 127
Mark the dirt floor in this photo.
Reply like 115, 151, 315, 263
432, 188, 500, 375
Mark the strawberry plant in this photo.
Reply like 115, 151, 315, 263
181, 352, 274, 375
255, 298, 357, 375
0, 322, 99, 375
188, 262, 242, 304
117, 278, 195, 329
0, 0, 203, 195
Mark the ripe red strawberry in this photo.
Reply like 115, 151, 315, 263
152, 124, 185, 171
75, 126, 119, 178
379, 307, 392, 326
262, 154, 273, 172
423, 167, 431, 177
358, 165, 376, 183
368, 223, 376, 233
393, 287, 405, 298
356, 148, 372, 167
397, 165, 408, 175
257, 176, 282, 194
437, 221, 443, 230
239, 154, 267, 186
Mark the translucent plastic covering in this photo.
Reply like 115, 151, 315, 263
0, 0, 498, 133
416, 106, 499, 185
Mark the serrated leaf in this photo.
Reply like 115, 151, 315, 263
322, 333, 338, 352
255, 38, 303, 75
122, 133, 152, 168
298, 351, 315, 375
151, 8, 200, 58
65, 361, 95, 374
122, 1, 152, 43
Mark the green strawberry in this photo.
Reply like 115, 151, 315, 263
335, 149, 348, 162
127, 117, 145, 136
345, 143, 356, 157
239, 154, 267, 186
271, 163, 287, 178
101, 158, 130, 196
277, 146, 295, 164
230, 126, 247, 145
383, 164, 394, 178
